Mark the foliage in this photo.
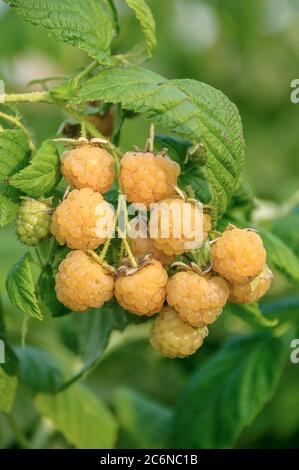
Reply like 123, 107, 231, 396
0, 0, 298, 451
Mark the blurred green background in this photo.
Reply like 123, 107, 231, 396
1, 0, 299, 449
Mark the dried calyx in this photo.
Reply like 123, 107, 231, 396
117, 253, 153, 276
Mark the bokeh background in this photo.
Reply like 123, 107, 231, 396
0, 0, 299, 449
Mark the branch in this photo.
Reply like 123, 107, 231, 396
2, 91, 54, 104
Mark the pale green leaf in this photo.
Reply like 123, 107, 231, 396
126, 0, 156, 56
10, 140, 61, 197
75, 67, 245, 216
114, 387, 172, 448
172, 333, 286, 448
6, 0, 117, 63
259, 227, 299, 284
0, 129, 30, 181
0, 183, 20, 227
0, 368, 18, 414
271, 212, 299, 258
35, 384, 118, 449
15, 346, 64, 394
6, 253, 43, 321
60, 301, 131, 389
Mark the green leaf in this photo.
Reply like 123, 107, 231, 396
180, 168, 212, 204
172, 333, 286, 449
271, 212, 299, 258
0, 183, 20, 228
6, 253, 43, 321
35, 384, 118, 449
0, 299, 19, 377
126, 0, 157, 57
10, 140, 61, 197
0, 129, 30, 181
15, 346, 64, 394
155, 134, 191, 166
60, 301, 131, 389
262, 295, 299, 324
0, 367, 18, 413
38, 265, 71, 318
259, 228, 299, 284
0, 296, 5, 338
75, 67, 245, 216
226, 302, 278, 328
114, 387, 172, 448
6, 0, 117, 64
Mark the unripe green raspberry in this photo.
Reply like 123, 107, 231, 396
16, 199, 51, 246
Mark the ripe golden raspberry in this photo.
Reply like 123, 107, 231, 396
229, 265, 273, 304
16, 199, 51, 246
212, 227, 266, 284
115, 259, 168, 316
167, 271, 229, 327
120, 152, 180, 207
149, 198, 204, 256
55, 251, 114, 311
61, 144, 115, 193
51, 188, 114, 250
150, 307, 208, 358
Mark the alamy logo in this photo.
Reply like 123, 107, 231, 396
290, 79, 299, 104
290, 339, 299, 364
0, 340, 5, 364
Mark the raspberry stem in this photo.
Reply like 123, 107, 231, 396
72, 60, 98, 87
99, 202, 120, 262
0, 110, 36, 152
122, 238, 138, 268
117, 199, 138, 268
3, 91, 53, 104
145, 123, 155, 152
75, 115, 122, 178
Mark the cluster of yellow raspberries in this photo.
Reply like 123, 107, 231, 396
16, 141, 273, 359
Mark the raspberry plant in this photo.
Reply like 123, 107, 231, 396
0, 0, 299, 450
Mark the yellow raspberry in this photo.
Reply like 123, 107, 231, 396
120, 152, 180, 208
167, 271, 229, 327
150, 307, 208, 359
212, 227, 266, 284
229, 265, 273, 304
115, 259, 168, 316
51, 188, 114, 250
61, 144, 115, 193
55, 250, 114, 312
149, 198, 204, 256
